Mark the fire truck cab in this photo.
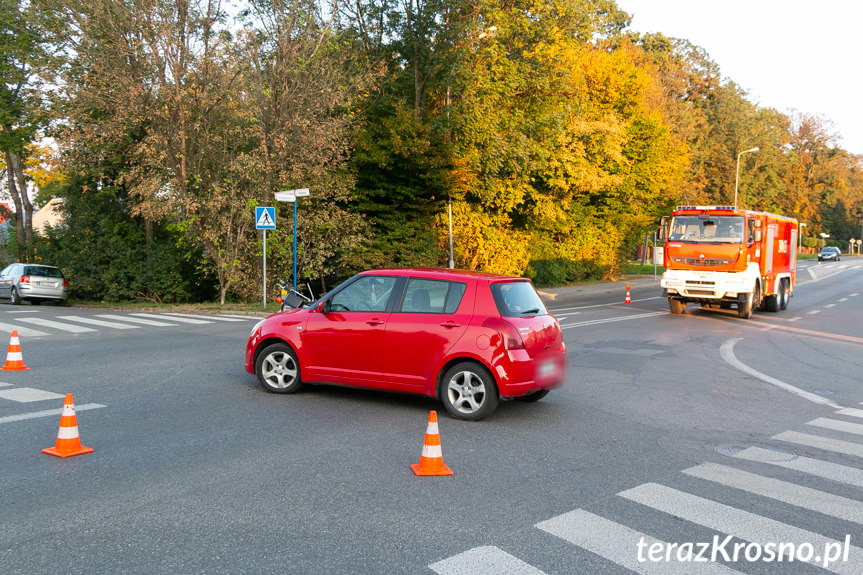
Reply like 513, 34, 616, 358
660, 206, 798, 319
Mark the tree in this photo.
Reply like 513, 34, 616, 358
0, 0, 50, 260
234, 0, 377, 293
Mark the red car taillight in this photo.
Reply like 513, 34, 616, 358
482, 317, 525, 350
20, 275, 30, 284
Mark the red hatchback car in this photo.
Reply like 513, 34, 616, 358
245, 268, 566, 420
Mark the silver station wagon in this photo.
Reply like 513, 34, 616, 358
0, 263, 69, 305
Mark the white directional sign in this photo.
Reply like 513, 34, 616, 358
255, 206, 276, 229
276, 188, 309, 202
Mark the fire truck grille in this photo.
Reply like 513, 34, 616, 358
685, 280, 716, 296
672, 257, 734, 266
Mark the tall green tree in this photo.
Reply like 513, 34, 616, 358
0, 0, 49, 260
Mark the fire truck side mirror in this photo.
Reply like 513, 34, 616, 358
753, 229, 763, 243
658, 216, 668, 241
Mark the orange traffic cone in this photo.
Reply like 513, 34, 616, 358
1, 330, 29, 371
411, 410, 453, 476
42, 394, 94, 458
624, 285, 632, 305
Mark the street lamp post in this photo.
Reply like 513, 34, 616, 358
798, 222, 806, 253
447, 196, 454, 269
734, 147, 759, 208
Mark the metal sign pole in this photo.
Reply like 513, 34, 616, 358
275, 188, 309, 293
255, 206, 276, 308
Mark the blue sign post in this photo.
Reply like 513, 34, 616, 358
275, 189, 310, 291
256, 207, 276, 307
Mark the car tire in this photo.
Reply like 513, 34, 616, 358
255, 343, 303, 394
440, 362, 499, 421
514, 389, 550, 402
9, 287, 20, 305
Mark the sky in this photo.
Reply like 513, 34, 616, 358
615, 0, 863, 155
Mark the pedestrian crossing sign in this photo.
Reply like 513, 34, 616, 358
255, 206, 276, 230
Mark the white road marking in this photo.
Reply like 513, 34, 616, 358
429, 546, 548, 575
536, 509, 742, 574
16, 317, 98, 333
807, 417, 863, 436
773, 430, 863, 458
619, 482, 863, 574
719, 338, 841, 408
95, 314, 177, 326
561, 311, 667, 329
57, 316, 140, 329
133, 313, 212, 324
163, 313, 251, 322
0, 387, 65, 403
0, 402, 106, 424
836, 407, 863, 419
734, 447, 863, 489
684, 462, 863, 524
0, 322, 49, 337
549, 295, 663, 313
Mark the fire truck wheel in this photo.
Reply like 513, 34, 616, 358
738, 284, 759, 319
668, 298, 686, 314
763, 292, 779, 313
778, 279, 789, 310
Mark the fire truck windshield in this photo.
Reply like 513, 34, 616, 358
668, 215, 745, 244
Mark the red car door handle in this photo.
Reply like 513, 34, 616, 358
366, 319, 385, 326
439, 321, 461, 328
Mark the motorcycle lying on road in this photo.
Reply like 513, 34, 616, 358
274, 279, 313, 311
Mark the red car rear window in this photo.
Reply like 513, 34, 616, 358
490, 281, 547, 317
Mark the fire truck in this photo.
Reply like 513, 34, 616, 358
659, 206, 799, 319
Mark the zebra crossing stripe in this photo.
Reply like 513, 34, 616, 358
773, 430, 863, 458
131, 313, 212, 324
835, 408, 863, 419
57, 316, 140, 329
0, 403, 106, 424
536, 509, 743, 574
619, 483, 863, 574
734, 446, 863, 489
163, 313, 250, 322
17, 317, 98, 333
683, 462, 863, 524
807, 417, 863, 436
0, 387, 65, 403
0, 322, 49, 337
429, 546, 548, 575
95, 314, 177, 327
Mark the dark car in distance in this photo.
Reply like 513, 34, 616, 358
245, 268, 566, 420
818, 247, 841, 262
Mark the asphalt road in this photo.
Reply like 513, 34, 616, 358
1, 259, 862, 574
